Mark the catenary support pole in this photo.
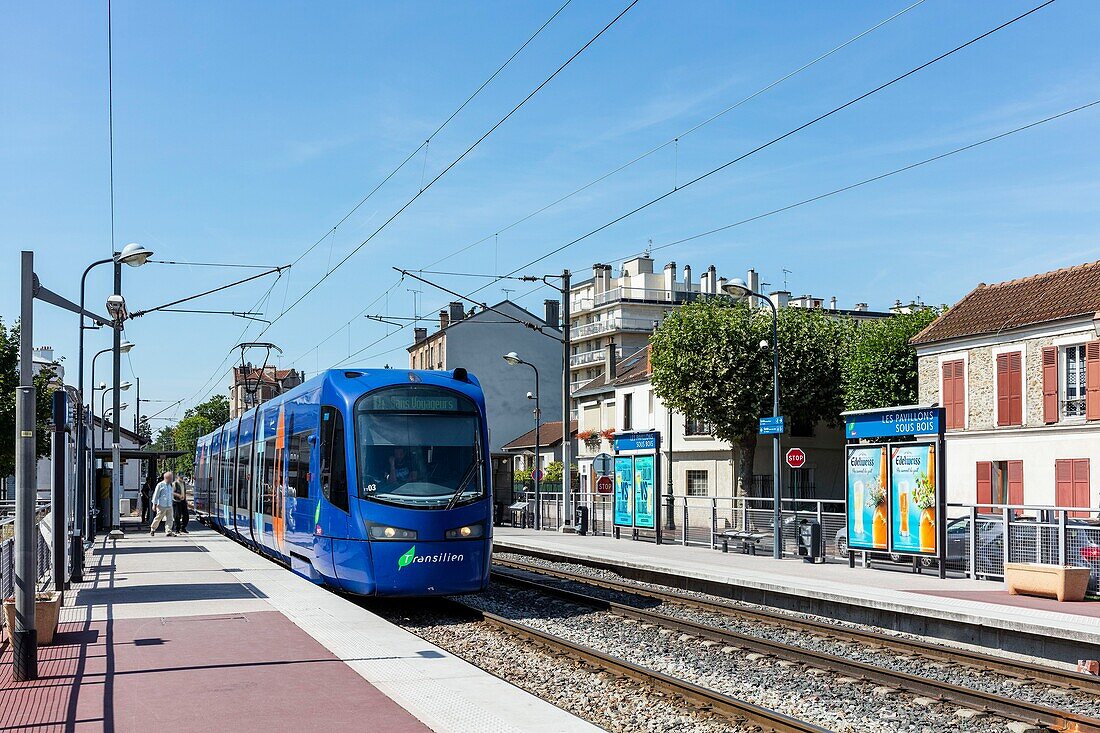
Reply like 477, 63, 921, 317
15, 250, 38, 681
770, 300, 782, 559
52, 390, 67, 597
110, 260, 123, 536
560, 269, 572, 528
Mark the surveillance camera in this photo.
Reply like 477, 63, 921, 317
526, 391, 534, 400
759, 339, 770, 350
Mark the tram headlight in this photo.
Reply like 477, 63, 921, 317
445, 522, 484, 540
366, 523, 418, 540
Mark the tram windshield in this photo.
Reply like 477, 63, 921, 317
354, 386, 484, 509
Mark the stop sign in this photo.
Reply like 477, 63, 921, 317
596, 475, 614, 494
785, 447, 806, 469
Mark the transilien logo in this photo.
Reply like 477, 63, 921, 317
398, 546, 416, 570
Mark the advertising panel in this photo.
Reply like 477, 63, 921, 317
889, 443, 937, 555
633, 455, 655, 529
613, 456, 634, 527
845, 445, 888, 551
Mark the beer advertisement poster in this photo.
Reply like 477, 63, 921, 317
633, 455, 655, 529
845, 445, 888, 551
890, 444, 937, 555
613, 456, 634, 526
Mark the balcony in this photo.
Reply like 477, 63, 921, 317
572, 287, 704, 313
572, 316, 657, 339
569, 346, 623, 368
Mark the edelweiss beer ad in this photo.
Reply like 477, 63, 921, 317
890, 444, 937, 555
846, 445, 888, 551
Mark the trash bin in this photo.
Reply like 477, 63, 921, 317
797, 519, 823, 563
574, 505, 589, 536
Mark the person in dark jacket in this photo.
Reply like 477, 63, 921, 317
171, 476, 190, 535
140, 478, 154, 526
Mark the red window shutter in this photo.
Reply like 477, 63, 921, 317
996, 354, 1010, 426
1087, 340, 1100, 421
953, 361, 966, 429
942, 362, 956, 429
1007, 460, 1024, 514
1008, 351, 1023, 425
1055, 459, 1073, 509
1071, 458, 1091, 518
976, 461, 993, 506
1041, 346, 1058, 424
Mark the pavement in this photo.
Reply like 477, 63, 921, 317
493, 527, 1100, 653
1, 521, 602, 733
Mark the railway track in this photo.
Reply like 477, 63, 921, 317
492, 557, 1100, 733
440, 597, 830, 733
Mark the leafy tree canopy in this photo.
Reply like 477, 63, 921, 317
841, 308, 941, 411
0, 319, 56, 477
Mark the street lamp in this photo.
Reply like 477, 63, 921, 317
74, 243, 151, 581
504, 352, 541, 530
723, 277, 784, 559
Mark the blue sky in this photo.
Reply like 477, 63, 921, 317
3, 0, 1098, 428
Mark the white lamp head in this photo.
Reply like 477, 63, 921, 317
722, 277, 751, 298
119, 340, 135, 354
118, 381, 132, 391
502, 352, 522, 366
117, 242, 154, 267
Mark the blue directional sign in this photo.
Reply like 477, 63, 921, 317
614, 431, 658, 452
843, 406, 944, 439
759, 416, 785, 435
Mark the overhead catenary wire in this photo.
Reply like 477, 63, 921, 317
422, 0, 928, 270
462, 0, 1059, 302
254, 0, 640, 338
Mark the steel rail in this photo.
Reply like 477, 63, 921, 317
494, 556, 1100, 693
492, 564, 1100, 733
438, 597, 830, 733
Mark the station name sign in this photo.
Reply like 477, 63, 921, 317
614, 431, 658, 452
845, 407, 943, 439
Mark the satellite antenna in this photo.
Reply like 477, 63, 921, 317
501, 288, 515, 300
235, 342, 283, 407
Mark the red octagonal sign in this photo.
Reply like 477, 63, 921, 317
785, 447, 806, 469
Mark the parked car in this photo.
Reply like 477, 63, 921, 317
834, 527, 904, 564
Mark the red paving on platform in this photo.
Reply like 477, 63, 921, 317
910, 589, 1100, 618
0, 611, 431, 733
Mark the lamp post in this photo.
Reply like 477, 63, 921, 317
74, 243, 151, 578
722, 278, 783, 559
504, 352, 541, 530
90, 343, 132, 536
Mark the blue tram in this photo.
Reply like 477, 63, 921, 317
193, 368, 492, 596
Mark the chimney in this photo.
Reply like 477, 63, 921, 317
34, 346, 54, 363
830, 296, 837, 310
746, 269, 760, 308
439, 310, 449, 330
605, 337, 617, 380
770, 290, 791, 309
682, 264, 692, 291
717, 277, 728, 295
854, 302, 869, 312
448, 301, 465, 323
663, 261, 676, 296
707, 264, 717, 294
414, 327, 428, 342
544, 299, 560, 329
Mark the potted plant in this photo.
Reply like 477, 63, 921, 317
599, 428, 616, 444
3, 591, 62, 645
577, 430, 600, 451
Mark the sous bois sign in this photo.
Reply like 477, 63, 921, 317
844, 406, 942, 440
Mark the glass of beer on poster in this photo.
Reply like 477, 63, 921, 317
890, 444, 936, 554
845, 445, 888, 550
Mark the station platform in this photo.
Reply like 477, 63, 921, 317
493, 527, 1100, 664
1, 524, 601, 733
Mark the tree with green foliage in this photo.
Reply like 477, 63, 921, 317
136, 414, 152, 443
0, 319, 57, 478
154, 394, 229, 477
841, 308, 941, 411
650, 299, 850, 495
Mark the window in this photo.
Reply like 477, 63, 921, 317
976, 460, 1023, 506
684, 418, 713, 436
287, 431, 312, 498
686, 470, 708, 497
941, 359, 965, 429
1055, 459, 1090, 518
320, 406, 350, 512
623, 393, 633, 430
995, 351, 1023, 426
1064, 344, 1087, 417
262, 437, 276, 515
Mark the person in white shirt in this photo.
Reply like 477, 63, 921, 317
150, 471, 176, 537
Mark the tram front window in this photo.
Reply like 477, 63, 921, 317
355, 388, 483, 509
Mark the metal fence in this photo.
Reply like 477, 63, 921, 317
510, 492, 847, 555
503, 493, 1100, 593
0, 514, 52, 607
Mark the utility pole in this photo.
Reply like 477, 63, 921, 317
15, 251, 38, 681
110, 260, 123, 537
561, 269, 572, 528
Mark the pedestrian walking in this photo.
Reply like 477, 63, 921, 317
150, 471, 176, 537
172, 475, 190, 535
140, 477, 154, 526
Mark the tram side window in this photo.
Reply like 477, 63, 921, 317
262, 437, 276, 514
320, 406, 349, 511
237, 432, 250, 510
287, 431, 312, 498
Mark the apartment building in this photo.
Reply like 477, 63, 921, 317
911, 261, 1100, 510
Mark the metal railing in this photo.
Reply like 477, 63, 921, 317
0, 514, 52, 607
572, 316, 657, 339
569, 346, 622, 368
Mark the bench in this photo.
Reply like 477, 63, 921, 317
718, 529, 770, 555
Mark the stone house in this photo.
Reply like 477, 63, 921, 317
911, 261, 1100, 510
